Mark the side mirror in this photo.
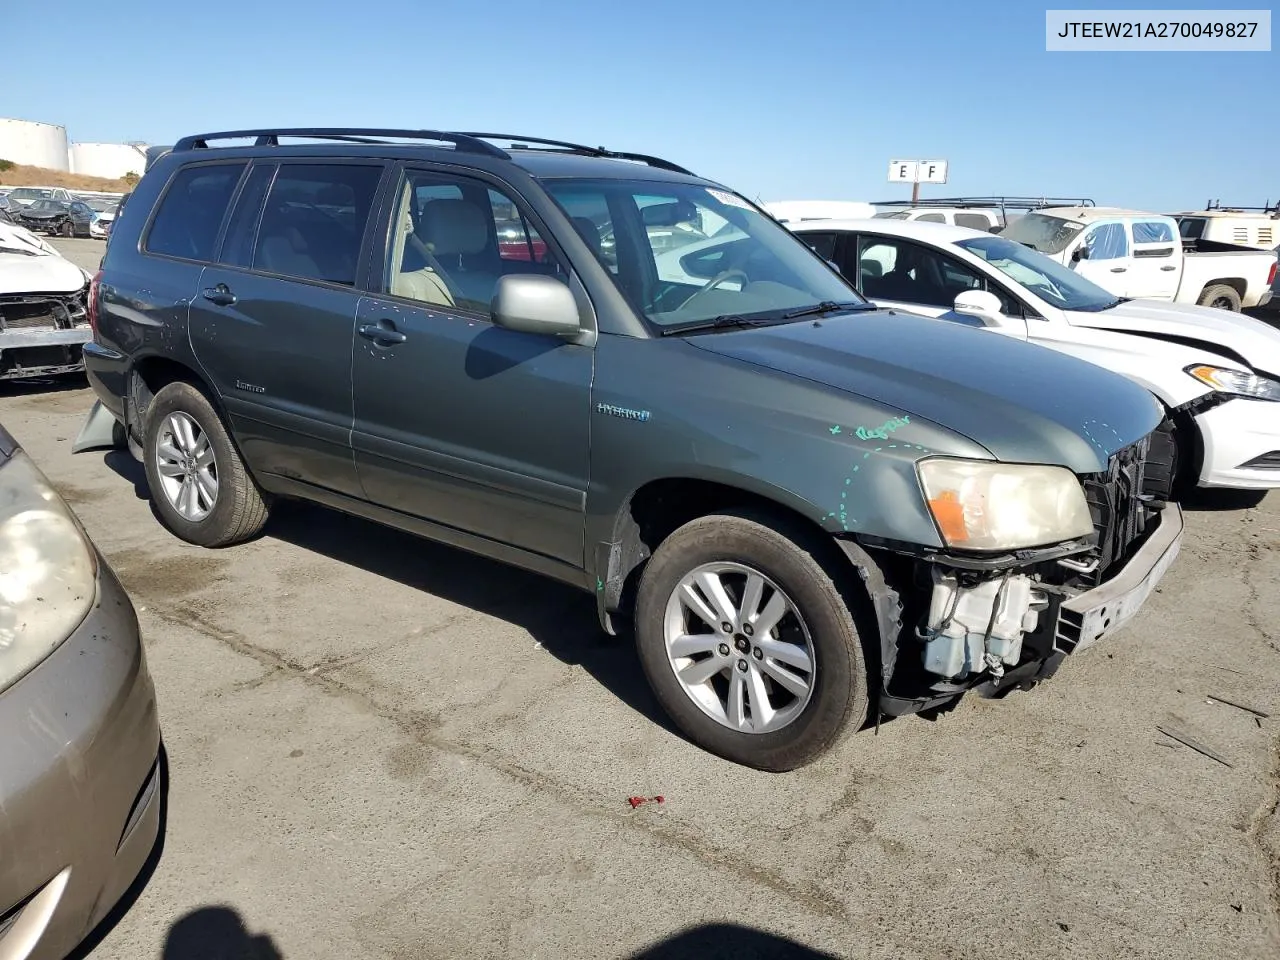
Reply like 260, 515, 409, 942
491, 274, 582, 337
953, 289, 1005, 323
1071, 245, 1089, 262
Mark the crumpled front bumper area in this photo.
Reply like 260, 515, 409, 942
0, 292, 91, 379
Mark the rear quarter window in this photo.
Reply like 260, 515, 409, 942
145, 163, 247, 261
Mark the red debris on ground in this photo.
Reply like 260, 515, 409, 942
626, 795, 665, 809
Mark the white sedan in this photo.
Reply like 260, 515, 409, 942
788, 217, 1280, 491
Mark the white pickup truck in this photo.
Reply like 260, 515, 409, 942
1000, 207, 1276, 312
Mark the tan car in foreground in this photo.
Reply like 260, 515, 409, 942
0, 424, 162, 960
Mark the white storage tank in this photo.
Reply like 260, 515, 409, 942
0, 117, 70, 171
68, 142, 149, 179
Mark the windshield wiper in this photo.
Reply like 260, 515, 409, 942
780, 300, 872, 320
658, 314, 774, 336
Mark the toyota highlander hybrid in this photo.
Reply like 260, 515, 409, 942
77, 128, 1181, 770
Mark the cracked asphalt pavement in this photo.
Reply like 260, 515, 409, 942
2, 237, 1277, 958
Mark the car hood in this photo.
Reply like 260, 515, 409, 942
0, 222, 59, 256
686, 309, 1163, 473
18, 208, 61, 219
0, 252, 88, 294
1066, 298, 1280, 375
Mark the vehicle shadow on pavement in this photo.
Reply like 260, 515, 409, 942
159, 906, 283, 960
1181, 487, 1268, 512
0, 372, 88, 398
264, 500, 680, 736
67, 745, 171, 960
629, 923, 838, 958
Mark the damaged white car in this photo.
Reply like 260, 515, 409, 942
0, 221, 94, 380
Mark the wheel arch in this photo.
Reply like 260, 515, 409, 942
593, 475, 891, 639
128, 354, 223, 442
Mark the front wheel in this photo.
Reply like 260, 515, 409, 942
60, 220, 73, 238
143, 381, 270, 547
635, 511, 869, 771
1198, 284, 1242, 312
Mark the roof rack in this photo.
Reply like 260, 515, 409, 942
168, 127, 694, 175
1203, 199, 1278, 215
872, 196, 1095, 210
171, 128, 508, 158
458, 133, 694, 175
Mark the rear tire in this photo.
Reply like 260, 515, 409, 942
1197, 284, 1241, 312
143, 381, 270, 547
635, 510, 869, 771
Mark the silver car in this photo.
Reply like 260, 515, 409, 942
0, 424, 162, 959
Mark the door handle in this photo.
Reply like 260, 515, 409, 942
1110, 267, 1127, 273
202, 284, 236, 306
358, 322, 407, 345
1160, 265, 1177, 271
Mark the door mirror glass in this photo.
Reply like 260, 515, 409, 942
953, 288, 1004, 322
1071, 245, 1088, 262
491, 275, 581, 337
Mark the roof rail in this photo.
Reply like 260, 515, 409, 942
1204, 199, 1278, 215
458, 132, 694, 175
171, 128, 508, 158
872, 196, 1095, 210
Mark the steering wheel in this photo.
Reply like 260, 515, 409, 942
676, 269, 750, 311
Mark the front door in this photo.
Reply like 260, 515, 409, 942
840, 232, 1029, 338
350, 166, 593, 566
188, 159, 388, 497
1072, 221, 1134, 297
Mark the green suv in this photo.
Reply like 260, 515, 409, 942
78, 128, 1182, 770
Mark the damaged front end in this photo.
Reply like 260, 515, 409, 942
0, 289, 92, 380
848, 424, 1183, 720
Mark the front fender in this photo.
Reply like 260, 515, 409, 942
584, 335, 993, 584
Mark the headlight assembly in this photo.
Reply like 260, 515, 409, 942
0, 452, 97, 694
917, 458, 1095, 551
1186, 364, 1280, 402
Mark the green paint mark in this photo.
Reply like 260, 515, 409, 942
855, 416, 910, 442
596, 577, 604, 592
829, 425, 842, 435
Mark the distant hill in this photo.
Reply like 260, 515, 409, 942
0, 162, 135, 193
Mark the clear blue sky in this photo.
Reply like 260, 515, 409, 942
7, 0, 1276, 209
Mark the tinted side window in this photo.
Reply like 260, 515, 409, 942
219, 164, 276, 268
857, 235, 990, 310
799, 231, 838, 260
252, 163, 383, 286
955, 213, 992, 231
145, 163, 246, 261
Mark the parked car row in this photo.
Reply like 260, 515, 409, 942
0, 187, 122, 238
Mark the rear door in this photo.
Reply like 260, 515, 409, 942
188, 159, 388, 498
1126, 219, 1180, 300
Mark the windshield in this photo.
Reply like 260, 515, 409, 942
28, 200, 65, 212
83, 198, 116, 212
873, 210, 910, 219
10, 188, 53, 201
999, 212, 1086, 254
542, 178, 865, 329
956, 236, 1120, 312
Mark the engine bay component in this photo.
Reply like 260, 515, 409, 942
921, 569, 1047, 679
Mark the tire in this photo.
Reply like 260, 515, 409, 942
60, 220, 73, 238
142, 381, 270, 547
1197, 284, 1241, 312
635, 510, 869, 771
